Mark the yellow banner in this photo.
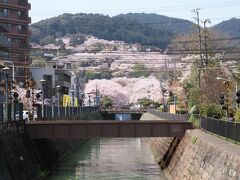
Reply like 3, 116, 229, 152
63, 95, 71, 107
74, 97, 78, 107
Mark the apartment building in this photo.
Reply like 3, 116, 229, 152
0, 24, 10, 102
0, 0, 31, 83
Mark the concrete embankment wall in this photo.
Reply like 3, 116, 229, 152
0, 112, 103, 180
0, 133, 42, 180
166, 129, 240, 180
142, 112, 240, 180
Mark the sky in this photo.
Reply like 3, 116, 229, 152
29, 0, 240, 26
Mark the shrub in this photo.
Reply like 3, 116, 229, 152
234, 109, 240, 122
39, 35, 55, 46
201, 103, 223, 118
100, 96, 113, 108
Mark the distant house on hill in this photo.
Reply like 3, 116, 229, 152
42, 53, 55, 60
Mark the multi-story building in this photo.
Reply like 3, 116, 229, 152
0, 0, 31, 83
0, 24, 10, 102
32, 61, 74, 106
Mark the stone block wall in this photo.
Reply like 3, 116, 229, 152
165, 130, 240, 180
142, 112, 240, 180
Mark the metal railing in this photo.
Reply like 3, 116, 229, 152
200, 116, 240, 143
148, 109, 188, 121
0, 102, 99, 122
0, 102, 24, 122
36, 105, 99, 120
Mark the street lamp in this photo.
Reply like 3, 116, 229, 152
80, 92, 85, 106
2, 67, 10, 122
56, 85, 61, 117
71, 89, 74, 115
2, 67, 10, 103
71, 89, 75, 107
4, 61, 14, 82
40, 79, 46, 119
88, 94, 91, 106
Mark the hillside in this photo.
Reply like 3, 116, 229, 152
212, 18, 240, 37
30, 13, 195, 49
117, 13, 194, 34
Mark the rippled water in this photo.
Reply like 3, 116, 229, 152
46, 138, 166, 180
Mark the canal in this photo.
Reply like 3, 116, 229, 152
46, 138, 166, 180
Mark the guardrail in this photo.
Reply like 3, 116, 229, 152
200, 116, 240, 142
0, 103, 99, 122
0, 103, 24, 122
36, 105, 99, 120
148, 109, 188, 121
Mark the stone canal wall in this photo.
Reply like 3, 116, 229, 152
0, 132, 82, 180
0, 133, 42, 180
142, 112, 240, 180
165, 129, 240, 180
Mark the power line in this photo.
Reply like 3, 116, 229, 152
29, 1, 240, 14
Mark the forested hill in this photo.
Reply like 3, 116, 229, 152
116, 13, 194, 34
30, 13, 195, 49
212, 18, 240, 37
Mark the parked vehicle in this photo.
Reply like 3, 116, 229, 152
23, 111, 37, 120
23, 111, 29, 120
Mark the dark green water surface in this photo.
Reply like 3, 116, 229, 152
46, 138, 166, 180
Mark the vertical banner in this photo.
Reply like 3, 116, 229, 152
74, 97, 78, 107
63, 95, 71, 107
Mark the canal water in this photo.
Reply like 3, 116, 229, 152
46, 138, 166, 180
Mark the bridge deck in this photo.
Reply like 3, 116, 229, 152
26, 120, 193, 139
100, 109, 147, 114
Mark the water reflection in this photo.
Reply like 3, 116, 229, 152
46, 138, 166, 180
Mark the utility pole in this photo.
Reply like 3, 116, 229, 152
95, 85, 98, 106
173, 58, 177, 114
192, 9, 202, 87
192, 9, 203, 64
203, 19, 211, 66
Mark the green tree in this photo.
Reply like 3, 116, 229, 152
69, 34, 86, 46
200, 103, 223, 118
234, 109, 240, 122
39, 35, 55, 46
138, 98, 155, 108
100, 72, 112, 79
100, 96, 113, 108
128, 64, 150, 78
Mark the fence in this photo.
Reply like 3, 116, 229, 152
0, 103, 24, 122
200, 116, 240, 142
36, 105, 99, 120
0, 102, 99, 122
148, 109, 188, 121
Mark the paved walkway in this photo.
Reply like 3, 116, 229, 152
190, 129, 240, 156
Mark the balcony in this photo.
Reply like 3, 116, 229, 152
11, 42, 28, 49
0, 0, 30, 10
18, 15, 28, 21
9, 28, 28, 36
0, 10, 30, 24
0, 35, 10, 49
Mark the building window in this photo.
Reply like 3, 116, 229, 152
17, 11, 22, 16
17, 0, 26, 6
0, 8, 8, 17
0, 23, 10, 30
17, 25, 22, 30
0, 0, 8, 3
